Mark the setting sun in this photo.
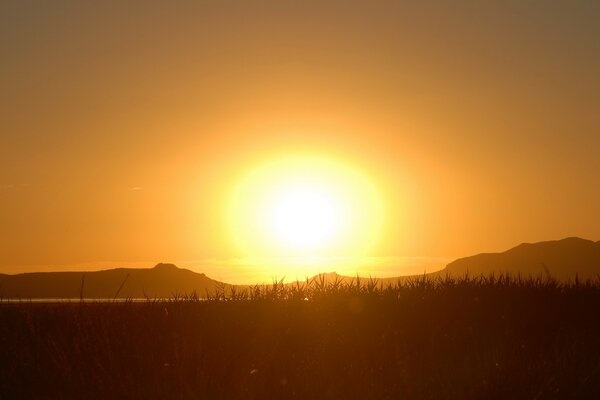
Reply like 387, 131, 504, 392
268, 183, 341, 250
228, 156, 383, 260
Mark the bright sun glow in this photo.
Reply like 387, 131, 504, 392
269, 183, 341, 250
229, 155, 383, 260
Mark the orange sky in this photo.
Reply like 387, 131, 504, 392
1, 1, 599, 279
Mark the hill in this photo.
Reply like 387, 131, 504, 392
445, 237, 600, 280
0, 263, 228, 299
1, 237, 599, 299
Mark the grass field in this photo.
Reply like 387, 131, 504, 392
1, 275, 599, 399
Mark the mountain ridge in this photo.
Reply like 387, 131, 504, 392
1, 237, 598, 298
445, 237, 600, 280
0, 264, 228, 299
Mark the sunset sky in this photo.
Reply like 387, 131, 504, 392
1, 1, 599, 282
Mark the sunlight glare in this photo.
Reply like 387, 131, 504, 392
228, 155, 383, 262
269, 184, 341, 249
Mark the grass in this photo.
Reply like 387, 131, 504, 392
1, 275, 599, 399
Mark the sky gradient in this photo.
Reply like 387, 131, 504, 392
1, 1, 599, 279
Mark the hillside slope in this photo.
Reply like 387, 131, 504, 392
0, 263, 227, 299
445, 237, 600, 280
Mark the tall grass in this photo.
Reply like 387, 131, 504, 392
0, 275, 599, 399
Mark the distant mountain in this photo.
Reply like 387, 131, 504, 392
0, 263, 228, 299
445, 237, 600, 280
1, 238, 598, 299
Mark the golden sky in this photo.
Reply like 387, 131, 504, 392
1, 1, 599, 280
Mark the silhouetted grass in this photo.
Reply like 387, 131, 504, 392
1, 275, 599, 399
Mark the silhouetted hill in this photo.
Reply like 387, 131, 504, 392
2, 238, 598, 298
445, 237, 600, 280
0, 264, 228, 299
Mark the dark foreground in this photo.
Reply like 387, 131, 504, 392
1, 276, 599, 399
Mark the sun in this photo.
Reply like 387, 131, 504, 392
228, 155, 383, 259
268, 182, 342, 250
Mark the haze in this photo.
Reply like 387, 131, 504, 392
1, 1, 599, 281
